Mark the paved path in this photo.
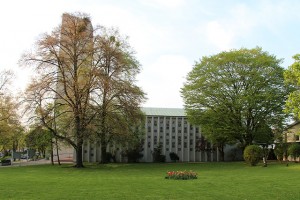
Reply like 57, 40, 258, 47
0, 159, 51, 167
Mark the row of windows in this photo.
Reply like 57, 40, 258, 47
147, 127, 199, 133
148, 147, 194, 152
148, 135, 198, 141
147, 118, 189, 127
149, 139, 194, 147
148, 122, 190, 127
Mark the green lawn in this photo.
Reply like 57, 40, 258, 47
0, 162, 300, 200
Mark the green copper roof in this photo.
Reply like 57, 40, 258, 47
141, 107, 186, 117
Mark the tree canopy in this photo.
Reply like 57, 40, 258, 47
0, 70, 24, 154
21, 12, 145, 167
181, 47, 288, 159
284, 54, 300, 119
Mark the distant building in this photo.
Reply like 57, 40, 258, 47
80, 107, 242, 163
281, 121, 300, 161
284, 121, 300, 143
141, 107, 216, 162
56, 13, 93, 97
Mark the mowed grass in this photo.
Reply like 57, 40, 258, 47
1, 162, 300, 200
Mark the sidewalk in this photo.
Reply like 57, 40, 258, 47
1, 158, 75, 167
11, 159, 51, 167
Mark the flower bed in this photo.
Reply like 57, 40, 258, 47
165, 170, 197, 180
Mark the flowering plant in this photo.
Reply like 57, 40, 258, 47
165, 170, 197, 180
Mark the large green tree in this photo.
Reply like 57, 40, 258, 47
284, 54, 300, 119
182, 47, 288, 160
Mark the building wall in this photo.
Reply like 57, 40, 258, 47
284, 122, 300, 143
81, 114, 218, 163
141, 115, 216, 162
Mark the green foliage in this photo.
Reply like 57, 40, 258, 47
284, 54, 300, 119
287, 143, 300, 160
0, 95, 24, 152
274, 143, 287, 161
152, 144, 165, 162
169, 152, 179, 162
25, 126, 52, 157
125, 149, 143, 163
243, 145, 263, 166
182, 47, 288, 149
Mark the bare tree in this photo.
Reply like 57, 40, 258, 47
21, 13, 97, 168
21, 12, 146, 167
0, 70, 14, 94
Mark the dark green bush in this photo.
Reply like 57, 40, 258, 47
288, 143, 300, 161
274, 143, 287, 161
243, 145, 262, 166
126, 150, 143, 163
152, 144, 165, 162
169, 152, 179, 162
0, 157, 11, 166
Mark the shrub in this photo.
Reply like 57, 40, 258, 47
243, 145, 262, 166
274, 143, 287, 161
169, 152, 179, 162
152, 144, 165, 162
103, 152, 117, 163
0, 157, 11, 166
126, 150, 143, 163
288, 143, 300, 161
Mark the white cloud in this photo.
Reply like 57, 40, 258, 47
200, 4, 257, 51
200, 1, 300, 51
138, 55, 192, 108
205, 21, 235, 51
87, 5, 172, 59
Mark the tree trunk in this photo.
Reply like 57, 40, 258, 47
219, 147, 225, 162
100, 143, 107, 164
50, 139, 54, 165
74, 141, 84, 168
55, 137, 61, 165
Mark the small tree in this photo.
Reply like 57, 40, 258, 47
274, 143, 287, 162
243, 145, 262, 166
126, 148, 143, 163
25, 126, 52, 158
152, 144, 165, 162
288, 143, 300, 162
169, 152, 179, 162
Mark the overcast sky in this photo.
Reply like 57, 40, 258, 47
1, 0, 300, 108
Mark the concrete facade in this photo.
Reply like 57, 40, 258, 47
81, 107, 222, 163
284, 121, 300, 143
141, 107, 216, 162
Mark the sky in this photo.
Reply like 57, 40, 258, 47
1, 0, 300, 108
